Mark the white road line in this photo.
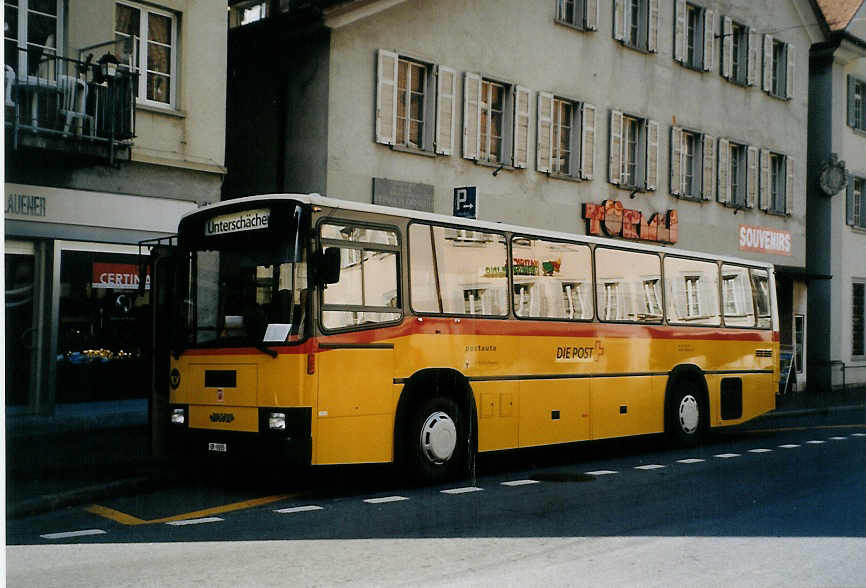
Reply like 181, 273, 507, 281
363, 496, 409, 504
40, 529, 106, 540
274, 505, 323, 514
714, 454, 741, 458
806, 440, 826, 445
165, 517, 224, 526
828, 436, 848, 441
779, 444, 800, 448
634, 464, 665, 470
852, 433, 866, 437
586, 470, 618, 476
676, 458, 705, 464
748, 449, 773, 453
441, 487, 484, 495
501, 479, 540, 487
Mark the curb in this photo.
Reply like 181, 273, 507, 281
762, 403, 866, 420
9, 475, 163, 519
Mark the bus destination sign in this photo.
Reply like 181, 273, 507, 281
205, 208, 270, 236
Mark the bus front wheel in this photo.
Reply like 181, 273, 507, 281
666, 379, 705, 447
403, 396, 468, 485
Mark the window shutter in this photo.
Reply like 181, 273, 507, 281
646, 119, 659, 191
747, 29, 758, 86
722, 16, 733, 79
585, 0, 599, 30
785, 43, 795, 99
609, 110, 623, 185
746, 145, 758, 208
847, 174, 856, 226
702, 134, 715, 201
536, 92, 554, 173
674, 0, 686, 63
848, 76, 856, 127
762, 34, 773, 93
513, 85, 531, 168
435, 65, 456, 155
717, 138, 730, 204
703, 9, 715, 72
785, 156, 794, 216
670, 126, 683, 196
613, 0, 625, 41
463, 72, 481, 160
759, 148, 770, 211
580, 102, 596, 180
648, 0, 659, 53
375, 49, 398, 145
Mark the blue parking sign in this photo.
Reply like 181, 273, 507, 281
453, 186, 477, 219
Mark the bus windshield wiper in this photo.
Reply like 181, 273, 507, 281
253, 343, 278, 358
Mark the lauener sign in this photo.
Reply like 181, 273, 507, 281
583, 200, 678, 244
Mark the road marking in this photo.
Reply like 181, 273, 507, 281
274, 505, 323, 514
806, 440, 826, 445
852, 433, 866, 437
86, 494, 294, 526
676, 458, 705, 464
714, 454, 740, 458
828, 436, 847, 440
364, 496, 408, 504
441, 487, 483, 495
634, 464, 665, 470
779, 444, 800, 448
40, 529, 107, 540
586, 470, 618, 476
165, 517, 223, 526
744, 424, 865, 434
748, 449, 773, 453
501, 479, 540, 487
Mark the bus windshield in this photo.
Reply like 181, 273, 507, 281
180, 245, 310, 349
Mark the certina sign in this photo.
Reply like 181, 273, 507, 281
205, 209, 270, 236
738, 224, 792, 256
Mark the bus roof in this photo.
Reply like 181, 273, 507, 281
181, 193, 776, 271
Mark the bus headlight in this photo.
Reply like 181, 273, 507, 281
171, 407, 186, 425
268, 412, 286, 431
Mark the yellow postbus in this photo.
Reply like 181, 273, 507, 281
155, 193, 778, 483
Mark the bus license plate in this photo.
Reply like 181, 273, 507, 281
208, 442, 227, 453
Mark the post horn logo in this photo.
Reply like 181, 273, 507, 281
169, 368, 180, 390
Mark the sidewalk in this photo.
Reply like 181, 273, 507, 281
5, 388, 866, 520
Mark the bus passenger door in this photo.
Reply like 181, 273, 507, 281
315, 342, 395, 464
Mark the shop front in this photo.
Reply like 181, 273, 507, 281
4, 183, 197, 414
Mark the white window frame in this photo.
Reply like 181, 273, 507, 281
721, 17, 754, 85
610, 110, 658, 191
554, 0, 599, 31
116, 1, 178, 108
537, 93, 596, 180
613, 0, 658, 53
463, 73, 529, 168
4, 0, 64, 79
848, 75, 866, 132
674, 0, 714, 72
762, 34, 794, 100
847, 175, 865, 229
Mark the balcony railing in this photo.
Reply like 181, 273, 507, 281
4, 48, 137, 164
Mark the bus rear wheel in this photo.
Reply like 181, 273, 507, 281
403, 396, 468, 485
666, 379, 705, 447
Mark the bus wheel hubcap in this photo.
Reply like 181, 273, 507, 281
420, 411, 457, 464
678, 395, 700, 434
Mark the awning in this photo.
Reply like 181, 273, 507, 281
774, 265, 832, 281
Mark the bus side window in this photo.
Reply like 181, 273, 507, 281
511, 236, 592, 320
721, 265, 755, 327
750, 268, 772, 329
664, 256, 721, 326
595, 248, 662, 323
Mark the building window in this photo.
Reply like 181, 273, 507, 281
613, 0, 658, 53
463, 73, 530, 168
770, 153, 785, 213
552, 98, 573, 175
643, 278, 662, 317
116, 1, 177, 107
228, 1, 267, 28
759, 149, 792, 215
610, 110, 659, 190
854, 283, 864, 357
721, 17, 754, 85
555, 0, 598, 30
377, 50, 456, 155
763, 34, 793, 99
671, 127, 714, 200
729, 141, 747, 206
674, 1, 714, 71
848, 76, 866, 132
848, 176, 865, 229
4, 0, 60, 80
538, 94, 596, 179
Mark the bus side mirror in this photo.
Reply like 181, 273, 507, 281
317, 247, 341, 285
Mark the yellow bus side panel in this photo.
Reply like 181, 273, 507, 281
473, 381, 519, 452
317, 348, 394, 417
590, 376, 666, 440
517, 380, 590, 447
315, 414, 393, 464
189, 405, 259, 432
188, 363, 258, 406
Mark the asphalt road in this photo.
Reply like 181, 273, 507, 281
6, 409, 865, 586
